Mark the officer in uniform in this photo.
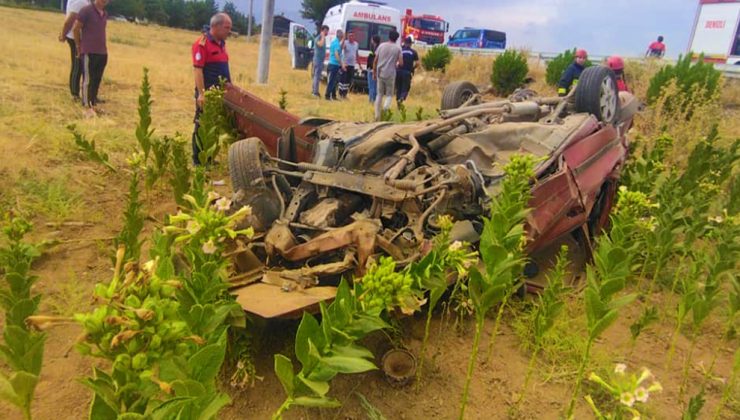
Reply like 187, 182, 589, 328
192, 13, 232, 165
557, 49, 587, 96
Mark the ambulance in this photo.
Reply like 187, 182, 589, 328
688, 0, 740, 64
289, 1, 402, 84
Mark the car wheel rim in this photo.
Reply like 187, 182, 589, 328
599, 77, 617, 122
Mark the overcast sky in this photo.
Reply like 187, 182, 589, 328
238, 0, 700, 58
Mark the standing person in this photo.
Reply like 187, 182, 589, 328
606, 55, 630, 92
325, 30, 343, 100
311, 25, 329, 97
373, 30, 402, 121
58, 0, 88, 99
73, 0, 109, 115
367, 35, 380, 103
395, 37, 419, 104
339, 31, 359, 99
645, 35, 666, 58
191, 13, 232, 165
557, 49, 588, 96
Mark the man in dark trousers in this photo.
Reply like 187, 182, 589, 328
73, 0, 109, 116
557, 48, 587, 96
395, 37, 418, 104
191, 13, 232, 165
58, 0, 88, 99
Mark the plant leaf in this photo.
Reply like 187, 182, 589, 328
274, 354, 295, 397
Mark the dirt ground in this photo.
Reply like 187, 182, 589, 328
0, 6, 738, 420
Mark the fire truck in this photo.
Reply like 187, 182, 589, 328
401, 8, 449, 45
688, 0, 740, 64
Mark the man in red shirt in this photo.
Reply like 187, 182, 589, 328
191, 13, 232, 165
646, 36, 666, 58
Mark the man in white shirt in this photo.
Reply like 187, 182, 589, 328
58, 0, 90, 99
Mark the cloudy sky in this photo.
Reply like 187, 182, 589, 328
239, 0, 701, 58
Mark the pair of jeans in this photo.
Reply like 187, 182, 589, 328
374, 76, 395, 121
81, 53, 107, 107
395, 69, 412, 103
325, 64, 340, 99
311, 60, 323, 95
367, 70, 377, 103
66, 38, 82, 98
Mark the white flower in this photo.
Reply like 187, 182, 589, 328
648, 381, 663, 393
142, 259, 156, 273
207, 191, 221, 202
450, 241, 463, 251
636, 368, 653, 386
614, 363, 627, 375
634, 387, 649, 403
202, 240, 217, 254
214, 197, 231, 212
620, 391, 636, 407
186, 220, 201, 234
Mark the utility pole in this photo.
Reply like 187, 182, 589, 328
247, 0, 253, 38
256, 0, 274, 84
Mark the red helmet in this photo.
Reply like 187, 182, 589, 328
606, 55, 625, 71
575, 49, 588, 59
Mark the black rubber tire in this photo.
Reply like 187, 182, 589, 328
229, 137, 269, 193
574, 66, 620, 125
440, 81, 479, 110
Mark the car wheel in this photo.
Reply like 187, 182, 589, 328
229, 138, 282, 230
440, 81, 479, 110
575, 66, 620, 125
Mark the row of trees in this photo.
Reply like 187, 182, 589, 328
7, 0, 258, 35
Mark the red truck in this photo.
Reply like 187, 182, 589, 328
401, 8, 448, 45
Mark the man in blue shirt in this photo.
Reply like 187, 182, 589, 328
324, 30, 343, 100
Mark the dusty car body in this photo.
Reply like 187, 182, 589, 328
222, 66, 639, 318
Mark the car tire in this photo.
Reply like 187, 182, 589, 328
440, 81, 479, 110
229, 137, 269, 192
575, 66, 620, 125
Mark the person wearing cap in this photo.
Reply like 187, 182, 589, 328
606, 56, 629, 92
557, 49, 588, 96
646, 36, 666, 58
395, 37, 419, 104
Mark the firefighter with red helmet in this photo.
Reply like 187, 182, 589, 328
606, 55, 629, 92
557, 48, 588, 96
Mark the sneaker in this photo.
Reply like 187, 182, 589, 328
312, 93, 320, 97
83, 108, 97, 118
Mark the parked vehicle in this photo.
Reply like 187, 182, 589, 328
688, 0, 740, 64
221, 66, 639, 318
401, 8, 448, 45
447, 27, 506, 50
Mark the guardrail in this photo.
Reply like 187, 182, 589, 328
415, 44, 740, 79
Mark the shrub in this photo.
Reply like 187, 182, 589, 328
490, 49, 529, 96
545, 49, 592, 87
421, 45, 453, 72
645, 53, 721, 115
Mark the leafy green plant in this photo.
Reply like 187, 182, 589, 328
629, 305, 658, 351
196, 85, 235, 165
115, 158, 145, 264
566, 187, 641, 417
459, 155, 534, 419
169, 136, 193, 207
278, 88, 288, 110
67, 124, 116, 172
0, 215, 45, 420
415, 106, 424, 121
136, 68, 154, 161
412, 215, 476, 387
514, 245, 569, 410
646, 54, 720, 117
545, 49, 592, 87
356, 392, 387, 420
145, 135, 174, 190
421, 44, 452, 72
682, 388, 705, 420
398, 102, 407, 122
380, 108, 393, 122
490, 49, 528, 96
584, 364, 663, 419
713, 348, 739, 419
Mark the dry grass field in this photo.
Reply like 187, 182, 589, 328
0, 5, 738, 420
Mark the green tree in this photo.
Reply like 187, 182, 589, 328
300, 0, 344, 31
